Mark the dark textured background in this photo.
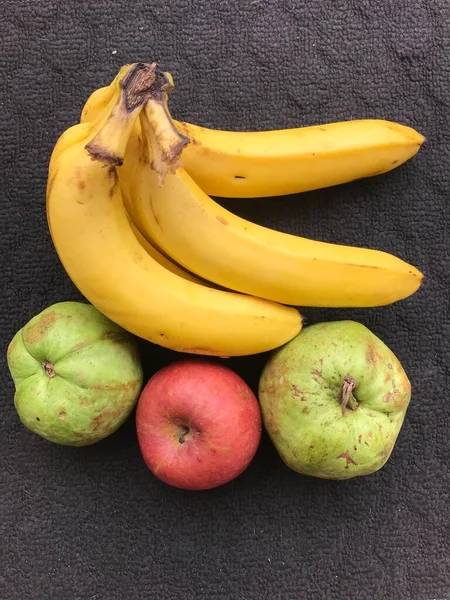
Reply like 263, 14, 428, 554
1, 0, 449, 598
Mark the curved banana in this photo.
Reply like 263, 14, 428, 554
127, 214, 204, 284
81, 74, 425, 199
78, 73, 185, 261
127, 91, 423, 309
49, 121, 200, 283
47, 63, 302, 357
47, 122, 94, 177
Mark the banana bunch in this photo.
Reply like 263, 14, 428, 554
81, 68, 425, 199
46, 63, 302, 358
46, 61, 424, 358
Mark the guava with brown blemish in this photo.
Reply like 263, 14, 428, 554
258, 320, 411, 480
7, 301, 143, 446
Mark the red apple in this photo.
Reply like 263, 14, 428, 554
136, 358, 262, 490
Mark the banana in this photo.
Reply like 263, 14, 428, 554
69, 71, 187, 265
80, 72, 425, 199
47, 122, 93, 177
80, 85, 111, 123
46, 62, 302, 357
127, 212, 204, 284
178, 118, 424, 199
126, 79, 423, 309
48, 119, 198, 282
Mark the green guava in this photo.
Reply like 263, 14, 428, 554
258, 320, 411, 480
7, 301, 144, 446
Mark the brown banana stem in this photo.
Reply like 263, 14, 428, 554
86, 62, 160, 166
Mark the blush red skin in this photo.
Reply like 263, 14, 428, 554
136, 359, 262, 490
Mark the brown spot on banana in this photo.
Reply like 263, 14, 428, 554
86, 145, 124, 167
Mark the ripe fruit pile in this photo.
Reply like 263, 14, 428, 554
48, 61, 424, 358
7, 61, 424, 489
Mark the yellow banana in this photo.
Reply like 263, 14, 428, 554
46, 63, 302, 357
48, 120, 200, 283
127, 213, 203, 284
64, 73, 185, 265
47, 122, 93, 178
126, 88, 423, 309
81, 73, 425, 199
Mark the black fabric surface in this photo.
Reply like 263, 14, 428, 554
1, 1, 449, 599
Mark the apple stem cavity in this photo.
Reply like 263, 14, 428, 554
340, 375, 359, 413
43, 360, 56, 379
178, 424, 190, 444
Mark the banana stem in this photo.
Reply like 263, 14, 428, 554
140, 85, 190, 182
146, 99, 190, 163
340, 375, 359, 413
85, 62, 160, 166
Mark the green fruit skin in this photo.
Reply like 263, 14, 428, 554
7, 301, 144, 446
258, 321, 411, 480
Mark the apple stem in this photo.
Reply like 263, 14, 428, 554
341, 375, 358, 413
178, 425, 190, 444
43, 361, 56, 379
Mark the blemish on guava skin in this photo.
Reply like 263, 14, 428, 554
358, 434, 362, 444
7, 337, 18, 359
291, 384, 301, 397
99, 331, 124, 342
291, 384, 307, 401
379, 445, 392, 458
338, 450, 357, 466
366, 345, 376, 365
92, 414, 104, 430
91, 379, 140, 394
92, 404, 129, 433
366, 342, 383, 366
23, 312, 59, 345
265, 409, 279, 433
311, 358, 323, 378
383, 391, 398, 403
